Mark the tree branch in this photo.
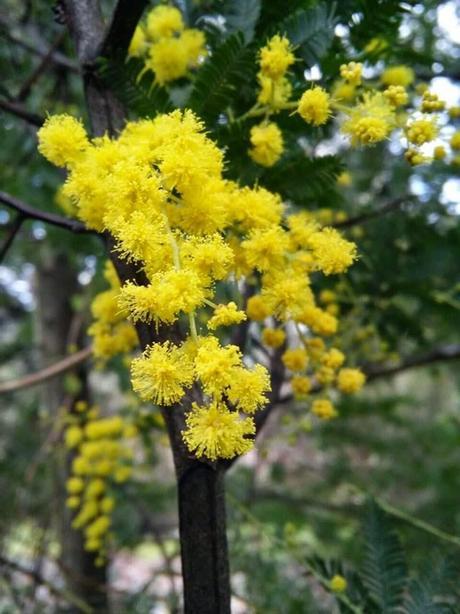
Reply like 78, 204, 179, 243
0, 191, 92, 234
100, 0, 149, 58
333, 196, 411, 229
0, 213, 25, 263
0, 99, 44, 127
0, 346, 92, 394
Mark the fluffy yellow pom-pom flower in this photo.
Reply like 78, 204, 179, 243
259, 35, 295, 80
298, 87, 331, 126
307, 228, 357, 275
381, 65, 414, 87
311, 398, 337, 420
262, 327, 286, 349
227, 365, 271, 414
330, 574, 347, 593
249, 122, 284, 167
336, 368, 366, 393
38, 115, 89, 168
406, 118, 437, 145
207, 302, 247, 330
339, 61, 362, 86
183, 402, 255, 461
282, 348, 308, 372
131, 341, 194, 405
146, 5, 184, 40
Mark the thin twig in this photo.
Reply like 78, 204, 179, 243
333, 196, 411, 229
0, 213, 25, 263
0, 191, 92, 234
0, 99, 44, 127
0, 346, 92, 394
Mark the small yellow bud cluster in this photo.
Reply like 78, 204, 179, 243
64, 402, 137, 561
383, 85, 408, 107
128, 5, 206, 85
340, 61, 363, 86
421, 91, 445, 113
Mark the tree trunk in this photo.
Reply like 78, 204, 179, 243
178, 464, 231, 614
36, 249, 108, 612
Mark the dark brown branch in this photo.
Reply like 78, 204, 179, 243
0, 213, 25, 262
0, 19, 78, 72
0, 98, 44, 127
333, 196, 411, 229
100, 0, 149, 58
0, 191, 92, 234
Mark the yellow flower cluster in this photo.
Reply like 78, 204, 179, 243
38, 107, 362, 459
128, 5, 206, 85
248, 122, 284, 167
64, 401, 137, 561
297, 86, 332, 126
88, 261, 138, 362
341, 92, 395, 146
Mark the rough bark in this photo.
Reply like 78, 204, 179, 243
36, 249, 107, 611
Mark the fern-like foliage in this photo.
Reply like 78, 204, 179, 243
402, 555, 460, 614
362, 500, 408, 613
221, 0, 261, 43
186, 33, 255, 125
98, 57, 173, 119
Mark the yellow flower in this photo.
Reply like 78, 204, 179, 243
311, 398, 337, 420
181, 29, 207, 68
85, 515, 111, 539
38, 115, 89, 168
450, 131, 460, 150
242, 226, 289, 272
147, 37, 188, 84
405, 148, 429, 166
336, 171, 352, 187
84, 416, 124, 440
84, 479, 105, 499
433, 145, 446, 160
339, 61, 363, 86
66, 496, 80, 509
246, 295, 271, 321
146, 5, 184, 40
259, 35, 295, 80
207, 302, 247, 330
421, 91, 445, 113
383, 85, 408, 107
249, 122, 284, 167
227, 365, 271, 413
298, 87, 331, 126
194, 336, 241, 396
131, 341, 194, 405
316, 366, 335, 385
282, 348, 308, 372
381, 65, 414, 87
448, 106, 460, 119
307, 228, 357, 275
66, 477, 84, 494
298, 306, 338, 336
321, 348, 345, 369
257, 74, 292, 110
183, 402, 255, 461
128, 25, 147, 57
342, 92, 394, 146
337, 368, 366, 393
332, 80, 356, 102
65, 426, 84, 449
291, 375, 311, 397
262, 328, 286, 349
330, 574, 347, 593
406, 118, 437, 145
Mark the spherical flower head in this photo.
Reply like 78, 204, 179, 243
259, 35, 295, 80
433, 145, 446, 160
450, 131, 460, 151
257, 74, 292, 110
307, 227, 357, 275
381, 65, 414, 87
321, 348, 345, 369
406, 118, 437, 145
182, 402, 255, 461
340, 61, 362, 86
246, 295, 271, 321
421, 91, 445, 113
332, 80, 356, 102
84, 416, 124, 440
66, 496, 80, 509
242, 226, 289, 272
262, 327, 286, 349
85, 479, 106, 499
65, 425, 84, 449
131, 341, 194, 405
298, 87, 331, 126
249, 122, 284, 167
66, 477, 84, 495
282, 348, 308, 372
298, 306, 338, 336
38, 115, 89, 168
316, 366, 335, 385
146, 5, 184, 40
341, 92, 394, 146
404, 148, 429, 166
207, 302, 247, 330
311, 398, 337, 420
180, 233, 234, 281
194, 336, 242, 396
336, 171, 352, 187
227, 364, 271, 413
128, 25, 147, 57
337, 368, 365, 393
229, 186, 284, 231
180, 29, 207, 68
147, 37, 188, 84
383, 85, 408, 107
291, 375, 311, 398
85, 515, 111, 540
330, 574, 347, 593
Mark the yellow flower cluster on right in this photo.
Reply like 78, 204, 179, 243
64, 401, 137, 562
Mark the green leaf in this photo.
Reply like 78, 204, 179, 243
222, 0, 261, 43
362, 499, 408, 613
186, 33, 255, 124
98, 57, 173, 119
402, 556, 460, 614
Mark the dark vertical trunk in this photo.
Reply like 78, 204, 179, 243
36, 249, 108, 612
178, 464, 231, 614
